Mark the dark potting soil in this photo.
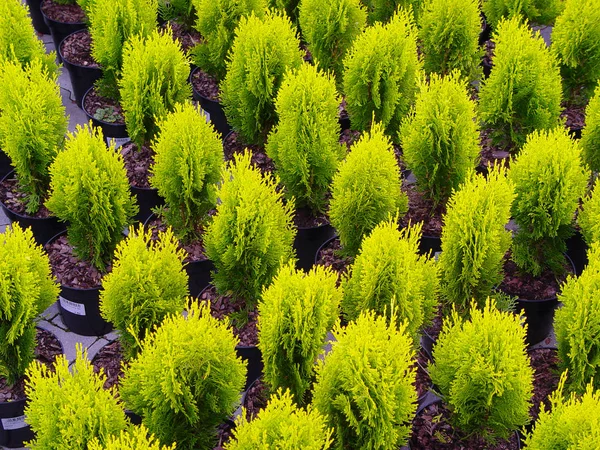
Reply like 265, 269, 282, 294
45, 234, 106, 288
163, 20, 202, 53
92, 340, 125, 391
0, 329, 62, 402
528, 348, 559, 423
60, 29, 99, 68
314, 236, 353, 280
423, 305, 444, 342
482, 39, 495, 74
199, 285, 259, 347
339, 98, 349, 123
41, 0, 86, 23
213, 421, 236, 450
300, 43, 312, 63
0, 175, 52, 218
243, 378, 268, 420
121, 143, 155, 189
399, 183, 445, 238
191, 68, 220, 102
479, 127, 512, 168
83, 88, 125, 125
561, 100, 586, 133
499, 258, 567, 300
293, 206, 329, 229
414, 348, 432, 399
222, 131, 275, 175
339, 129, 361, 151
146, 216, 209, 263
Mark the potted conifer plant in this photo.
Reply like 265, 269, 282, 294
40, 0, 87, 63
88, 425, 176, 449
481, 0, 563, 28
361, 0, 422, 24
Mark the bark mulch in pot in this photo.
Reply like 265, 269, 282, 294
146, 215, 209, 264
293, 206, 329, 229
243, 379, 268, 421
191, 68, 220, 102
222, 131, 274, 175
83, 88, 125, 125
163, 20, 202, 53
60, 30, 99, 67
399, 183, 445, 238
528, 347, 559, 423
314, 237, 353, 281
339, 129, 361, 151
92, 340, 125, 391
479, 127, 512, 169
41, 0, 86, 23
121, 143, 155, 189
561, 99, 586, 134
499, 258, 568, 300
0, 175, 52, 218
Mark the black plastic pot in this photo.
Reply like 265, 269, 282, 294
569, 126, 583, 140
566, 231, 588, 276
478, 16, 491, 46
0, 171, 67, 245
481, 58, 492, 79
237, 346, 263, 391
0, 151, 13, 181
294, 217, 336, 272
189, 67, 231, 138
419, 235, 442, 258
59, 30, 102, 107
314, 234, 338, 266
82, 87, 129, 144
25, 0, 50, 34
124, 410, 142, 426
41, 0, 86, 64
339, 115, 351, 132
130, 185, 163, 224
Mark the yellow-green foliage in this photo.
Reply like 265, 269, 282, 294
430, 299, 534, 442
0, 0, 57, 75
119, 28, 190, 147
400, 71, 479, 205
0, 60, 67, 214
299, 0, 366, 87
329, 122, 407, 256
25, 345, 128, 450
266, 64, 344, 213
100, 226, 188, 360
523, 372, 600, 449
312, 310, 417, 449
89, 0, 158, 99
221, 10, 303, 145
268, 0, 300, 23
343, 10, 421, 139
509, 128, 588, 276
226, 389, 333, 449
191, 0, 266, 81
579, 178, 600, 247
88, 425, 176, 450
419, 0, 482, 81
341, 220, 438, 341
482, 0, 563, 28
361, 0, 422, 24
554, 243, 600, 394
581, 85, 600, 172
204, 151, 296, 302
119, 302, 246, 450
45, 124, 137, 270
439, 167, 515, 312
150, 102, 224, 242
258, 263, 341, 405
0, 224, 58, 386
478, 17, 562, 149
158, 0, 194, 26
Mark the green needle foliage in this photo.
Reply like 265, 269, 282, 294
361, 0, 423, 24
509, 127, 588, 277
0, 224, 58, 386
88, 425, 176, 450
312, 310, 417, 450
100, 226, 188, 361
119, 28, 191, 147
554, 243, 600, 394
268, 0, 300, 23
266, 64, 344, 214
204, 151, 296, 302
299, 0, 367, 87
343, 9, 421, 139
481, 0, 563, 28
418, 0, 482, 81
478, 17, 562, 150
341, 220, 438, 342
158, 0, 195, 27
430, 299, 534, 442
579, 178, 600, 247
258, 263, 341, 405
522, 373, 600, 449
400, 71, 479, 205
221, 10, 303, 145
0, 60, 67, 214
120, 302, 246, 450
329, 122, 407, 256
439, 167, 515, 312
150, 102, 224, 242
226, 389, 333, 449
25, 345, 128, 450
89, 0, 158, 100
581, 85, 600, 172
45, 124, 138, 271
190, 0, 266, 81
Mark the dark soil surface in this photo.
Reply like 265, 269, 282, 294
45, 234, 106, 288
528, 348, 559, 422
146, 215, 208, 263
214, 420, 236, 450
294, 207, 329, 229
339, 98, 349, 123
83, 88, 125, 125
414, 347, 433, 399
222, 131, 274, 174
0, 329, 62, 402
399, 183, 445, 238
41, 0, 86, 23
92, 340, 125, 391
314, 237, 353, 280
482, 40, 495, 76
479, 128, 512, 168
243, 378, 268, 420
423, 305, 445, 342
0, 175, 52, 218
199, 285, 258, 347
121, 143, 155, 189
60, 30, 99, 67
163, 20, 202, 53
191, 68, 220, 102
499, 258, 568, 300
561, 100, 586, 133
339, 129, 361, 151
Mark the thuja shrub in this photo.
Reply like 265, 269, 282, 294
89, 0, 158, 99
418, 0, 481, 81
509, 128, 588, 276
265, 64, 344, 213
269, 0, 300, 23
400, 71, 479, 205
343, 9, 421, 138
0, 224, 58, 386
478, 17, 562, 149
481, 0, 563, 28
341, 220, 438, 341
45, 124, 138, 270
299, 0, 367, 86
150, 102, 223, 242
100, 226, 188, 360
329, 122, 407, 256
579, 178, 600, 246
221, 10, 302, 145
25, 345, 128, 450
0, 60, 67, 214
204, 151, 296, 302
120, 302, 246, 450
312, 310, 417, 449
88, 425, 176, 450
158, 0, 194, 26
190, 0, 266, 81
439, 167, 515, 312
581, 85, 600, 172
258, 263, 341, 404
430, 299, 534, 442
361, 0, 422, 24
119, 28, 191, 147
226, 389, 333, 449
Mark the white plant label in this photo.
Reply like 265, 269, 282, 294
1, 415, 26, 431
60, 297, 86, 316
106, 136, 131, 149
